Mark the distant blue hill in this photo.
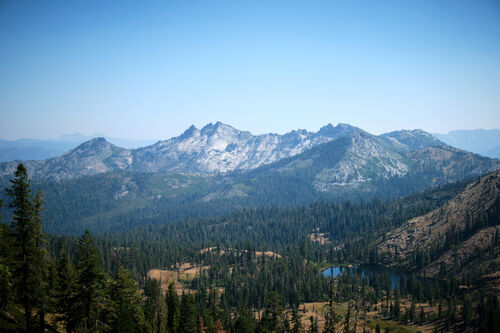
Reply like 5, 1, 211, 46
433, 129, 500, 159
0, 133, 156, 162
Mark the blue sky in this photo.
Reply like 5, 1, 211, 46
1, 0, 499, 140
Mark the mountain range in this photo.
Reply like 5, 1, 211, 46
2, 122, 497, 182
0, 122, 499, 234
0, 122, 365, 179
2, 127, 499, 164
434, 129, 500, 159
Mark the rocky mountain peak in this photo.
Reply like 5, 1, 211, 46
179, 125, 199, 139
381, 129, 445, 151
201, 121, 234, 134
317, 123, 362, 137
64, 137, 124, 157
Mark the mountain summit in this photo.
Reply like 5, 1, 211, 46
131, 122, 367, 174
0, 122, 497, 182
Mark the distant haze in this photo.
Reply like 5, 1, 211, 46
434, 129, 500, 159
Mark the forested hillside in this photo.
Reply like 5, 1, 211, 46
1, 126, 498, 235
2, 163, 500, 331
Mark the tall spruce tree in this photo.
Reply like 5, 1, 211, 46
6, 163, 47, 332
234, 305, 255, 333
144, 278, 167, 333
308, 316, 318, 333
110, 267, 146, 333
0, 199, 12, 312
71, 230, 109, 332
55, 244, 77, 332
179, 292, 197, 333
166, 282, 180, 333
324, 278, 338, 333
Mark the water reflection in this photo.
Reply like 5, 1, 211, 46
323, 265, 408, 290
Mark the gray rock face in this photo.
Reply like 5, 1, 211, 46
313, 132, 409, 191
2, 122, 483, 184
132, 122, 363, 173
0, 122, 370, 180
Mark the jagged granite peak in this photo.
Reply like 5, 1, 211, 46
1, 122, 498, 181
130, 122, 365, 174
0, 122, 361, 179
178, 125, 198, 139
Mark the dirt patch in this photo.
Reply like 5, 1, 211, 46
255, 251, 281, 259
148, 264, 209, 295
309, 232, 331, 244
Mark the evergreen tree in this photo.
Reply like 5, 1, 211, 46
110, 267, 146, 333
234, 305, 255, 333
393, 289, 401, 320
308, 316, 318, 333
179, 292, 197, 333
55, 244, 77, 332
0, 208, 13, 312
461, 296, 473, 328
144, 278, 167, 333
166, 282, 180, 333
71, 230, 109, 332
291, 308, 304, 333
419, 306, 425, 324
409, 301, 416, 323
324, 278, 338, 333
6, 163, 47, 332
343, 302, 351, 333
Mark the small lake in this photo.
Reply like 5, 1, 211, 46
322, 265, 409, 290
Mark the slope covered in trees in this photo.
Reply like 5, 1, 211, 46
1, 164, 500, 332
1, 130, 498, 235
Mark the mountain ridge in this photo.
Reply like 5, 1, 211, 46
378, 169, 500, 284
0, 122, 456, 181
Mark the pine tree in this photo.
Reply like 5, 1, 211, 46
144, 278, 167, 333
6, 163, 47, 332
461, 296, 473, 328
55, 244, 77, 331
179, 292, 197, 333
409, 301, 416, 323
166, 282, 180, 333
291, 307, 304, 333
234, 305, 255, 333
71, 230, 109, 332
324, 278, 338, 333
308, 316, 318, 333
343, 302, 352, 333
0, 202, 13, 312
110, 267, 146, 333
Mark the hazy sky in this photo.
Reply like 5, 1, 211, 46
1, 0, 499, 140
